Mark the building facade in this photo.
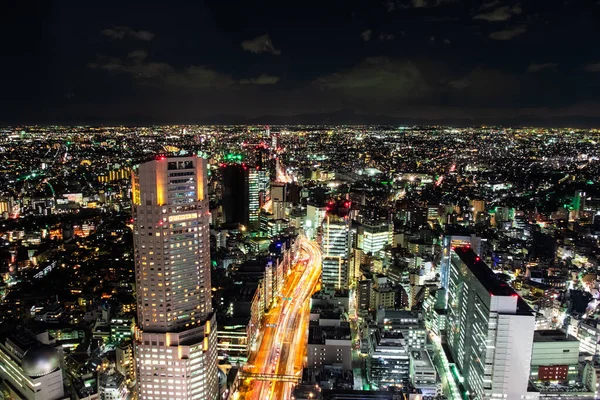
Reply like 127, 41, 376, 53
321, 213, 351, 290
132, 156, 218, 400
446, 247, 536, 400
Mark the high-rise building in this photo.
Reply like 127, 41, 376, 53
321, 200, 351, 290
446, 247, 536, 400
222, 164, 249, 227
248, 167, 269, 228
440, 231, 483, 293
270, 182, 287, 220
306, 203, 326, 240
132, 156, 218, 400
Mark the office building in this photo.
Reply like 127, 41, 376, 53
446, 247, 536, 400
369, 331, 410, 390
270, 182, 287, 220
321, 202, 351, 290
306, 203, 326, 240
357, 220, 393, 256
307, 324, 352, 370
530, 330, 579, 383
248, 168, 269, 228
440, 231, 483, 293
409, 350, 440, 397
222, 164, 249, 227
132, 156, 218, 400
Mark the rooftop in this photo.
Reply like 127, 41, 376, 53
452, 247, 515, 297
308, 325, 352, 345
452, 247, 534, 315
533, 329, 578, 343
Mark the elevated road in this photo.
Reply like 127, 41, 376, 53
233, 237, 322, 400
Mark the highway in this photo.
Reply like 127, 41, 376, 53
234, 237, 322, 400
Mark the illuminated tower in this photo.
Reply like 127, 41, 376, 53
132, 155, 218, 400
321, 200, 351, 290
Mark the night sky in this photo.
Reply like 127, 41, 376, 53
3, 0, 600, 125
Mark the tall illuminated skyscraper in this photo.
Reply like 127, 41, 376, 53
321, 200, 351, 290
131, 155, 218, 400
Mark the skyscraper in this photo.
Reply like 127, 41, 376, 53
248, 167, 268, 228
132, 156, 218, 400
446, 247, 535, 400
321, 200, 351, 290
222, 164, 249, 226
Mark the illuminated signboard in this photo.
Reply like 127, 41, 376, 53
168, 212, 198, 222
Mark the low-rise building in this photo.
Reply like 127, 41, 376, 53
531, 329, 579, 383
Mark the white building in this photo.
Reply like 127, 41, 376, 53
132, 156, 218, 400
0, 331, 66, 400
321, 213, 350, 290
306, 203, 326, 240
409, 350, 440, 397
447, 247, 537, 400
357, 220, 392, 256
98, 370, 128, 400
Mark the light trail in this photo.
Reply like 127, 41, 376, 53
235, 237, 322, 400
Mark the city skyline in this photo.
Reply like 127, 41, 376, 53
0, 124, 598, 399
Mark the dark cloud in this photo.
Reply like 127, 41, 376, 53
479, 0, 500, 10
127, 50, 148, 62
582, 63, 600, 72
314, 57, 431, 100
240, 74, 280, 85
379, 33, 396, 41
384, 0, 455, 11
527, 62, 558, 72
1, 0, 597, 124
474, 5, 522, 21
412, 0, 427, 8
361, 30, 373, 42
445, 68, 520, 105
449, 79, 470, 89
89, 55, 233, 89
102, 26, 154, 41
241, 34, 281, 55
489, 25, 526, 40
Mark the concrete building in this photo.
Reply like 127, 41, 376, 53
131, 156, 218, 400
446, 247, 536, 400
530, 330, 579, 383
369, 331, 410, 390
440, 231, 483, 294
0, 330, 66, 400
115, 342, 134, 381
98, 370, 128, 400
321, 213, 351, 290
307, 324, 352, 370
306, 203, 326, 240
357, 220, 393, 256
409, 350, 440, 397
572, 318, 600, 356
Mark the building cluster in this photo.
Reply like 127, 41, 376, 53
0, 125, 598, 399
